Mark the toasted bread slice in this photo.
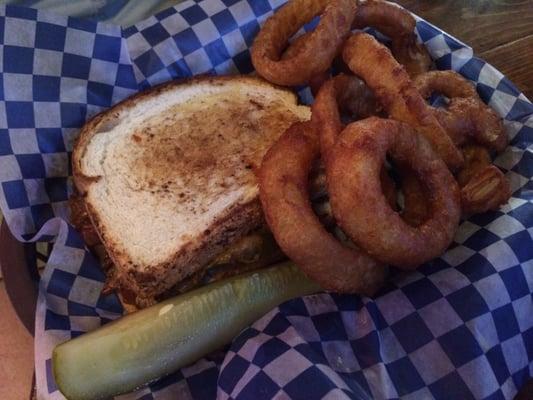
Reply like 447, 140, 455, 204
72, 75, 310, 306
69, 191, 287, 313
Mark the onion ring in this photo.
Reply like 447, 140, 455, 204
456, 144, 493, 187
342, 32, 464, 171
251, 0, 357, 86
309, 159, 397, 210
410, 71, 510, 214
326, 117, 461, 269
281, 32, 330, 95
381, 168, 399, 211
414, 70, 477, 99
309, 159, 329, 201
401, 145, 511, 218
461, 165, 511, 216
456, 145, 511, 215
442, 98, 507, 152
312, 73, 382, 156
335, 74, 382, 120
258, 121, 387, 294
399, 171, 429, 227
352, 0, 432, 77
309, 166, 398, 230
414, 70, 508, 152
281, 32, 312, 60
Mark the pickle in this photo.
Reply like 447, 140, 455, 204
53, 262, 319, 400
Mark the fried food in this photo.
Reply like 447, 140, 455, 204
442, 98, 507, 152
312, 73, 382, 156
414, 70, 477, 99
413, 71, 510, 213
342, 32, 464, 171
326, 117, 461, 269
254, 0, 511, 293
414, 70, 508, 152
281, 31, 312, 60
461, 165, 511, 215
251, 0, 357, 86
399, 171, 429, 226
456, 144, 493, 187
381, 168, 399, 211
281, 32, 331, 95
258, 121, 387, 294
352, 0, 432, 77
401, 143, 511, 220
457, 145, 511, 215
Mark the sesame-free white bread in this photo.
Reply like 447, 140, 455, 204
72, 76, 310, 305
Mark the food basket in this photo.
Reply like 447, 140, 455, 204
0, 1, 532, 399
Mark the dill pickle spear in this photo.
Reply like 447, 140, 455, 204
52, 262, 319, 400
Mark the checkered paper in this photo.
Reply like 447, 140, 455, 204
0, 1, 532, 399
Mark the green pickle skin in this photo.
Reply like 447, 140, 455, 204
52, 262, 319, 400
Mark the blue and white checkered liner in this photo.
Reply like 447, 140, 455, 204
0, 1, 532, 399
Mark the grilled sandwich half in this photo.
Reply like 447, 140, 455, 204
72, 76, 310, 308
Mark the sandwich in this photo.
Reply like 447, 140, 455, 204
71, 75, 310, 309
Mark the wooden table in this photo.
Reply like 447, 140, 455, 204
399, 0, 533, 100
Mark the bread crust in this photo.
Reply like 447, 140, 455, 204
72, 75, 306, 305
72, 75, 298, 194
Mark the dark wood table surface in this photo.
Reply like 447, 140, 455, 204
399, 0, 533, 100
1, 1, 532, 399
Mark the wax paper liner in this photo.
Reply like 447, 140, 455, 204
0, 1, 532, 399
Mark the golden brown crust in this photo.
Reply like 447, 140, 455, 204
456, 145, 493, 187
399, 171, 429, 227
414, 70, 478, 100
413, 71, 508, 152
342, 32, 464, 171
461, 165, 511, 216
312, 73, 382, 158
250, 0, 357, 86
327, 117, 461, 269
258, 121, 387, 295
352, 0, 432, 77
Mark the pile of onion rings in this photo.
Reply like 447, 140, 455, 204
253, 0, 511, 294
259, 121, 388, 294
